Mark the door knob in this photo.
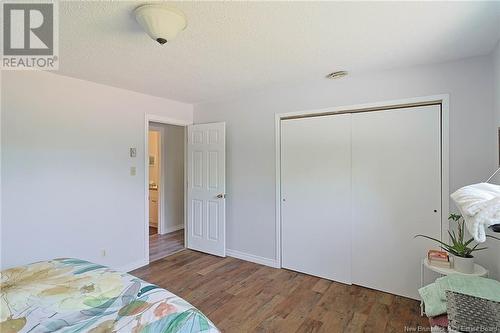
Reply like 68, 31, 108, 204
216, 193, 226, 199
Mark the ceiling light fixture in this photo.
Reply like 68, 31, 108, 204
326, 71, 348, 79
134, 5, 187, 45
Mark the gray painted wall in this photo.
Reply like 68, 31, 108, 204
491, 42, 500, 278
1, 71, 192, 270
194, 55, 499, 277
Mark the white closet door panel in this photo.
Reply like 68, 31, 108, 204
351, 105, 441, 300
281, 115, 352, 284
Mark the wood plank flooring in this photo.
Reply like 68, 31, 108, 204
149, 229, 184, 262
132, 250, 429, 333
149, 226, 157, 235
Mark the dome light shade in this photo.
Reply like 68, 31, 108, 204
134, 5, 187, 45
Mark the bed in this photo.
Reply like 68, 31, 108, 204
0, 258, 219, 333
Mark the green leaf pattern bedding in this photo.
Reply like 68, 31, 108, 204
0, 259, 219, 333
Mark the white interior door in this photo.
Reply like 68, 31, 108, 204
187, 122, 226, 257
351, 105, 441, 300
281, 115, 352, 284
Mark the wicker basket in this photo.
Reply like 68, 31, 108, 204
446, 291, 500, 332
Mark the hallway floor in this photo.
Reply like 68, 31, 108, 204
149, 226, 157, 235
149, 229, 184, 262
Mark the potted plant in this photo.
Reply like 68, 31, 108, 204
415, 214, 500, 273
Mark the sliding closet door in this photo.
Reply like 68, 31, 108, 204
281, 115, 351, 284
351, 105, 441, 300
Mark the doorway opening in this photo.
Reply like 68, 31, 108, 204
148, 122, 186, 262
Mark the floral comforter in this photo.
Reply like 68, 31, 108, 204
0, 259, 219, 333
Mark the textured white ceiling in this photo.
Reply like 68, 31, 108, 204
56, 1, 500, 103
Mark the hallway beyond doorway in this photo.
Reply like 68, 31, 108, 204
150, 229, 185, 263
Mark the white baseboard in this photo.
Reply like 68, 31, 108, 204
226, 249, 279, 268
116, 258, 149, 273
161, 224, 184, 234
120, 248, 277, 273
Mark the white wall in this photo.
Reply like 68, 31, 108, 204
490, 41, 500, 279
1, 71, 192, 271
151, 122, 185, 233
495, 41, 500, 128
0, 70, 3, 269
194, 55, 500, 277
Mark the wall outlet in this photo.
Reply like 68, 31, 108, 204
130, 166, 136, 176
101, 249, 106, 257
130, 147, 137, 158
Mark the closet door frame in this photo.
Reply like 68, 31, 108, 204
274, 94, 450, 269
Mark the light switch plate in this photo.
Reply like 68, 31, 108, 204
130, 147, 137, 158
130, 166, 136, 176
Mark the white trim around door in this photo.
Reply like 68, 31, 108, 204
274, 94, 450, 270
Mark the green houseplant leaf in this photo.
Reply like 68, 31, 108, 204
414, 214, 499, 258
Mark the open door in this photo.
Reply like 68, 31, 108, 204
187, 122, 226, 257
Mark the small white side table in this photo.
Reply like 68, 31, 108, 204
420, 258, 488, 316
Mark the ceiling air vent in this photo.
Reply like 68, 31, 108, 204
326, 71, 348, 79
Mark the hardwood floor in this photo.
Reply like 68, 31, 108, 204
132, 250, 429, 333
149, 229, 184, 262
149, 226, 157, 235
